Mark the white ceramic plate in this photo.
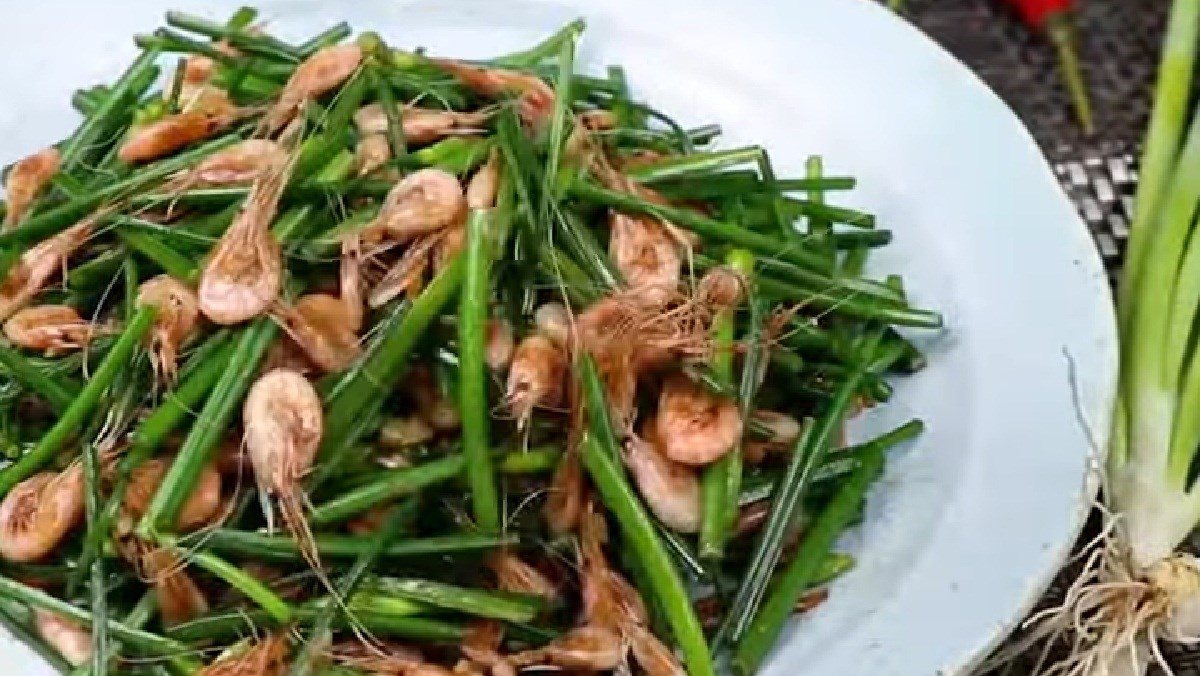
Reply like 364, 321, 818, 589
0, 1, 1116, 674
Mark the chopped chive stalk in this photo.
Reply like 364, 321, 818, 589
0, 306, 155, 496
201, 529, 517, 562
310, 455, 465, 526
139, 318, 277, 535
735, 420, 923, 674
459, 209, 501, 532
721, 330, 888, 645
627, 146, 764, 183
365, 577, 544, 623
578, 355, 714, 676
0, 341, 79, 413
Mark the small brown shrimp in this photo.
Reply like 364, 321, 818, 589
243, 369, 323, 564
533, 301, 571, 347
355, 133, 392, 177
750, 410, 801, 448
505, 335, 567, 429
121, 457, 222, 532
486, 551, 558, 602
376, 168, 466, 240
3, 305, 98, 353
485, 317, 514, 370
119, 109, 233, 164
273, 293, 362, 374
198, 142, 291, 325
178, 139, 289, 188
140, 546, 210, 626
461, 621, 516, 676
357, 103, 491, 145
430, 59, 554, 129
264, 43, 363, 134
368, 235, 441, 308
3, 147, 60, 230
507, 625, 623, 671
624, 622, 686, 676
0, 464, 84, 562
331, 639, 424, 674
466, 150, 502, 210
179, 83, 237, 119
411, 366, 461, 431
197, 634, 290, 676
137, 275, 201, 384
34, 610, 91, 667
544, 449, 584, 534
697, 265, 747, 310
623, 435, 700, 533
653, 373, 742, 466
0, 219, 92, 322
608, 212, 682, 306
181, 54, 216, 85
579, 109, 618, 132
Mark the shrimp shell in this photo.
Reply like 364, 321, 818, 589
264, 43, 363, 134
653, 374, 742, 466
609, 212, 682, 306
507, 625, 623, 671
355, 102, 492, 146
484, 318, 514, 370
243, 368, 323, 498
623, 435, 700, 532
119, 110, 232, 164
376, 168, 466, 240
34, 610, 91, 667
137, 275, 201, 383
121, 458, 222, 531
430, 59, 554, 128
3, 147, 60, 230
198, 145, 291, 325
0, 465, 85, 562
505, 335, 567, 428
196, 634, 290, 676
0, 219, 92, 322
533, 302, 571, 347
3, 305, 98, 353
274, 293, 363, 373
355, 133, 392, 177
544, 449, 584, 535
466, 150, 501, 210
486, 551, 557, 601
140, 547, 210, 626
184, 139, 289, 187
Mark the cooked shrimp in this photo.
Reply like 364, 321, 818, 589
623, 435, 700, 532
119, 109, 233, 164
174, 139, 289, 188
0, 219, 92, 322
197, 634, 290, 676
137, 275, 201, 384
331, 640, 424, 674
466, 150, 502, 210
198, 139, 291, 325
3, 305, 99, 353
485, 317, 514, 370
652, 373, 742, 466
430, 59, 554, 128
507, 625, 623, 670
486, 551, 557, 601
376, 168, 466, 240
461, 621, 515, 676
34, 610, 90, 667
579, 109, 618, 132
0, 465, 84, 562
273, 293, 362, 373
140, 546, 210, 626
624, 622, 686, 676
3, 147, 59, 229
179, 83, 237, 118
533, 301, 571, 347
545, 449, 584, 535
412, 366, 461, 431
356, 102, 492, 145
243, 369, 323, 564
609, 213, 682, 306
120, 457, 222, 532
264, 43, 363, 134
750, 410, 801, 448
697, 265, 746, 310
355, 132, 392, 177
181, 54, 216, 85
368, 234, 441, 307
505, 335, 567, 429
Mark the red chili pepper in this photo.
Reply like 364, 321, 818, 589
1002, 0, 1095, 135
